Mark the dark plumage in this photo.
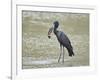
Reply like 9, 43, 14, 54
48, 21, 74, 63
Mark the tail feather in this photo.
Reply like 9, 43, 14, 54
66, 46, 74, 57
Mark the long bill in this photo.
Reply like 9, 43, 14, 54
48, 27, 53, 39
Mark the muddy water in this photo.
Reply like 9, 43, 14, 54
22, 11, 89, 69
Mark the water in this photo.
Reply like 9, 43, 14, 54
22, 11, 89, 69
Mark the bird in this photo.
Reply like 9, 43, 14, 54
48, 21, 74, 63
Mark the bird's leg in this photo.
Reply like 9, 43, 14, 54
62, 46, 65, 63
58, 44, 62, 63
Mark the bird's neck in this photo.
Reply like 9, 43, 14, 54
54, 28, 58, 35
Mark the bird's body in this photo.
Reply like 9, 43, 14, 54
54, 29, 74, 57
55, 31, 71, 47
48, 21, 74, 63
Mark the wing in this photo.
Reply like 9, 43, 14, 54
56, 31, 74, 56
56, 31, 71, 47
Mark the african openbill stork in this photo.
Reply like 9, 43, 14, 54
48, 21, 74, 63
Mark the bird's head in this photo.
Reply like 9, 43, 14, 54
48, 21, 59, 39
53, 21, 59, 29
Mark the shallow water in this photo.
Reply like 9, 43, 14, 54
22, 11, 89, 69
24, 60, 52, 65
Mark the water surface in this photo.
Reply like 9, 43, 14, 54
22, 11, 89, 69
